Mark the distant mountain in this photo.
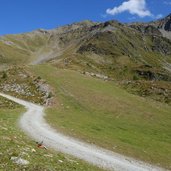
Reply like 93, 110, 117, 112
0, 14, 171, 66
152, 13, 171, 31
129, 13, 171, 39
0, 14, 171, 104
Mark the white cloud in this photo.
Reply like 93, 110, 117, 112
155, 14, 163, 19
106, 0, 152, 18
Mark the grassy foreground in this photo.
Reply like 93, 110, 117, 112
31, 64, 171, 169
0, 96, 103, 171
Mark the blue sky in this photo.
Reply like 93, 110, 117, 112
0, 0, 170, 35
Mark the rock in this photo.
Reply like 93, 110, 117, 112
44, 154, 53, 158
83, 71, 109, 80
10, 157, 29, 165
31, 148, 36, 153
58, 160, 63, 163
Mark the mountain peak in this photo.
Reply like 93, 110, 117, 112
152, 13, 171, 31
71, 20, 98, 28
165, 13, 171, 19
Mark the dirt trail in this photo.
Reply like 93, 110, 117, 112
0, 93, 165, 171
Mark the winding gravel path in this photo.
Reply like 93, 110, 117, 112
0, 93, 165, 171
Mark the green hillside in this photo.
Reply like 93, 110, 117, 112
1, 18, 169, 104
0, 14, 171, 170
31, 64, 171, 169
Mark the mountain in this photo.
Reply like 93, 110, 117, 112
152, 13, 171, 31
0, 14, 171, 104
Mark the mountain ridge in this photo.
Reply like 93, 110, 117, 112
0, 14, 171, 104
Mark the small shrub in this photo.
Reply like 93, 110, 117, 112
47, 92, 53, 98
2, 71, 7, 79
133, 75, 139, 80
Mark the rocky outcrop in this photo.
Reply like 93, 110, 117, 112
0, 68, 53, 105
135, 69, 171, 81
152, 13, 171, 31
130, 24, 162, 36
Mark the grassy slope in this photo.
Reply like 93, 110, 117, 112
0, 41, 30, 65
0, 32, 50, 66
0, 96, 103, 171
31, 64, 171, 169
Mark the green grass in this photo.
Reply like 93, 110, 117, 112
0, 32, 50, 66
0, 41, 30, 65
31, 64, 171, 169
0, 96, 104, 171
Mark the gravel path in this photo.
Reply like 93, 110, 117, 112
0, 93, 165, 171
